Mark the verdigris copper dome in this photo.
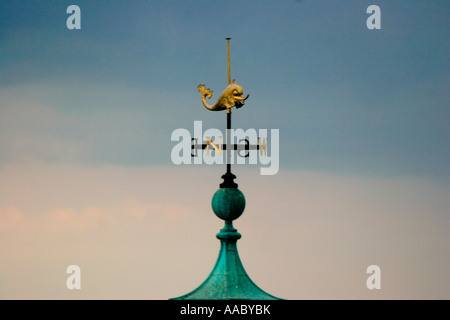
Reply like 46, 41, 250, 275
211, 188, 245, 221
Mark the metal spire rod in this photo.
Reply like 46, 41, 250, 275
225, 38, 231, 174
226, 37, 231, 85
226, 38, 232, 175
227, 111, 231, 174
222, 38, 236, 188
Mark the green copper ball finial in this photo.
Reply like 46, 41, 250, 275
211, 188, 246, 221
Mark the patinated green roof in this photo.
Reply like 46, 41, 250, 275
171, 221, 281, 300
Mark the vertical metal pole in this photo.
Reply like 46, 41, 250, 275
226, 38, 232, 173
220, 37, 237, 188
227, 111, 231, 174
226, 38, 231, 85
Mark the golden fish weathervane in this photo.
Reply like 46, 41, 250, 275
197, 38, 249, 113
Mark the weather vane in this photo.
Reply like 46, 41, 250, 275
195, 38, 253, 188
171, 38, 281, 300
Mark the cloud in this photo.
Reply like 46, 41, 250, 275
0, 88, 88, 164
0, 80, 197, 167
0, 202, 190, 236
0, 162, 448, 299
0, 205, 109, 234
122, 201, 190, 223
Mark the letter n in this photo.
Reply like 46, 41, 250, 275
66, 265, 81, 289
366, 5, 381, 30
66, 5, 81, 30
206, 137, 222, 156
366, 265, 381, 289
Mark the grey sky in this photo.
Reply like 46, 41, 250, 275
1, 0, 448, 180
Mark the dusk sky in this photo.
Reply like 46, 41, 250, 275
1, 0, 449, 299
